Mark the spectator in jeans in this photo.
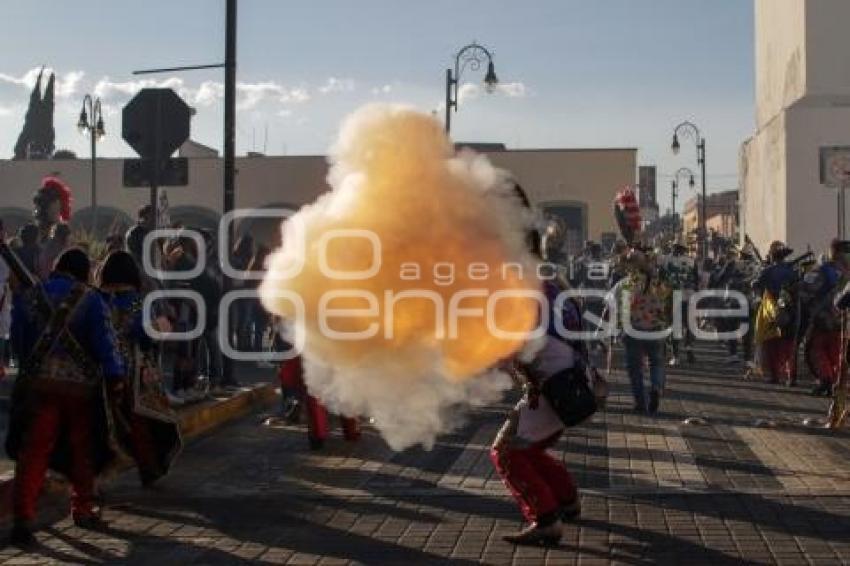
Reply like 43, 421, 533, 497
614, 249, 672, 415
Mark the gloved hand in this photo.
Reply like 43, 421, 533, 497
525, 381, 540, 409
107, 377, 128, 403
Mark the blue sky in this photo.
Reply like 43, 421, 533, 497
0, 0, 754, 213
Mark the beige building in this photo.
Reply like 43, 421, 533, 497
0, 145, 635, 255
741, 0, 850, 254
682, 190, 739, 243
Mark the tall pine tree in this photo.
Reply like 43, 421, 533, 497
12, 68, 43, 159
40, 73, 56, 157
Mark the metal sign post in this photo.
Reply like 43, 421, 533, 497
122, 87, 192, 276
122, 87, 193, 234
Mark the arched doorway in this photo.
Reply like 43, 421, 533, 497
169, 206, 221, 233
0, 207, 33, 237
235, 202, 300, 250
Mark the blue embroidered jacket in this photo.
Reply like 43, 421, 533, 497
103, 289, 154, 352
753, 262, 796, 297
11, 274, 125, 380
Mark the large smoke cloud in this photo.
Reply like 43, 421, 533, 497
260, 104, 541, 450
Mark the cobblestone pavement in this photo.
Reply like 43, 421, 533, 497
2, 343, 850, 565
0, 362, 277, 477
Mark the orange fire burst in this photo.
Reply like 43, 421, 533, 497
260, 104, 542, 449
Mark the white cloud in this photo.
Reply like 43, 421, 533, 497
236, 81, 311, 109
93, 76, 186, 100
0, 67, 42, 88
497, 81, 527, 97
89, 77, 309, 111
236, 81, 283, 110
55, 71, 84, 98
0, 67, 85, 99
370, 84, 393, 95
282, 87, 310, 104
0, 105, 13, 116
318, 77, 355, 95
192, 80, 224, 107
456, 80, 528, 105
278, 109, 292, 118
457, 82, 480, 105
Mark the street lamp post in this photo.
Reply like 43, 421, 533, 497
77, 95, 105, 236
671, 121, 707, 257
671, 166, 697, 241
445, 41, 499, 135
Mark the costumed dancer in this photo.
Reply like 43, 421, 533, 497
711, 247, 752, 364
800, 240, 849, 396
99, 251, 182, 486
491, 204, 585, 546
278, 354, 361, 450
32, 176, 72, 244
5, 248, 125, 546
571, 241, 608, 358
753, 241, 798, 385
614, 249, 672, 415
661, 243, 698, 366
829, 265, 850, 428
605, 187, 644, 374
492, 186, 607, 546
492, 278, 584, 546
740, 238, 767, 376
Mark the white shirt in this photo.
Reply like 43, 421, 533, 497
532, 335, 576, 380
516, 395, 564, 443
515, 336, 577, 443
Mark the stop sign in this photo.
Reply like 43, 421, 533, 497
122, 88, 191, 158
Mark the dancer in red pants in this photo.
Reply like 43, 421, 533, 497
491, 340, 581, 546
800, 240, 850, 395
278, 355, 360, 449
7, 249, 127, 546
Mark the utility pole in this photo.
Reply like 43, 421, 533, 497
133, 0, 239, 384
222, 0, 237, 384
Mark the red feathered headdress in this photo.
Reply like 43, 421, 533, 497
38, 176, 73, 221
613, 185, 641, 244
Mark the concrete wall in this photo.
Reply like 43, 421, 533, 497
805, 0, 850, 101
742, 0, 850, 254
486, 149, 636, 240
0, 148, 636, 243
785, 104, 850, 251
755, 0, 807, 129
740, 112, 788, 252
0, 156, 330, 215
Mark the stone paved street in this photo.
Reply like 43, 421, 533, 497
2, 343, 850, 565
